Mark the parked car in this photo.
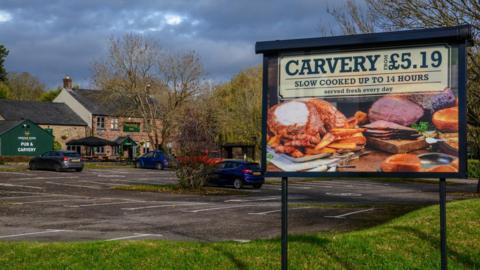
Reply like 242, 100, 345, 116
29, 151, 84, 172
134, 150, 168, 170
208, 160, 264, 189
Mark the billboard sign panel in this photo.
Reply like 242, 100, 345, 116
256, 26, 471, 177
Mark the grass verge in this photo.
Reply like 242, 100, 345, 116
84, 162, 134, 169
0, 199, 478, 269
113, 184, 248, 195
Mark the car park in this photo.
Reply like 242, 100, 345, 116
29, 150, 84, 172
134, 150, 169, 170
208, 160, 264, 189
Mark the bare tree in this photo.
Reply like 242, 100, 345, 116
157, 51, 204, 150
93, 33, 161, 147
93, 34, 204, 150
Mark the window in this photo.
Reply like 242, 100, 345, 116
224, 162, 238, 169
143, 152, 154, 158
94, 146, 104, 154
96, 116, 105, 129
112, 145, 119, 155
67, 145, 81, 154
111, 118, 119, 130
143, 142, 150, 154
64, 152, 80, 158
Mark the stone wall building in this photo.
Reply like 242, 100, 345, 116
0, 99, 88, 149
54, 77, 159, 159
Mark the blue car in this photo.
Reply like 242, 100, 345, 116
208, 160, 264, 189
134, 150, 168, 170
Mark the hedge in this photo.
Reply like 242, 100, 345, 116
469, 159, 480, 179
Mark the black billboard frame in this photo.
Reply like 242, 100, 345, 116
257, 25, 472, 179
256, 25, 473, 270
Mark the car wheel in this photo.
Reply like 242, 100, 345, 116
29, 162, 36, 170
155, 163, 164, 170
253, 184, 263, 189
233, 179, 243, 189
75, 168, 83, 172
54, 163, 62, 172
135, 161, 141, 168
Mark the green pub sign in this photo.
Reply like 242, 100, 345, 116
0, 120, 53, 156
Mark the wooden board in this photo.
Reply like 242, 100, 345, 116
366, 137, 427, 154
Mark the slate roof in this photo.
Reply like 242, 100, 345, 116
0, 120, 23, 135
0, 100, 87, 126
67, 89, 137, 117
114, 136, 137, 145
66, 136, 116, 146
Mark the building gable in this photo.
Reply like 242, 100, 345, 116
54, 89, 93, 128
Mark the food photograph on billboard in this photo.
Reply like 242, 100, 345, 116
264, 42, 465, 176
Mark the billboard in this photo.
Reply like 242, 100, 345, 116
257, 26, 471, 177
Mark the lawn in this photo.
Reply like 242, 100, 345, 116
0, 199, 478, 270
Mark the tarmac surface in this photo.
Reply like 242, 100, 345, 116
0, 167, 476, 242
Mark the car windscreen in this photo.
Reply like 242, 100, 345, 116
64, 152, 80, 157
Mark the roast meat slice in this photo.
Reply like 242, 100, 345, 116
363, 120, 416, 131
368, 97, 423, 126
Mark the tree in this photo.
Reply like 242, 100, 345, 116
0, 45, 8, 82
93, 33, 204, 150
212, 66, 262, 158
0, 82, 10, 99
93, 34, 162, 149
174, 95, 219, 189
6, 72, 45, 101
157, 51, 204, 150
39, 88, 61, 102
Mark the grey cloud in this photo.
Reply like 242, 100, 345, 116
0, 0, 347, 88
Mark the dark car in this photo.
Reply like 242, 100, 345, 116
208, 160, 264, 189
29, 151, 84, 172
134, 150, 168, 170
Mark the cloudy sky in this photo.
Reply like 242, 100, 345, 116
0, 0, 348, 88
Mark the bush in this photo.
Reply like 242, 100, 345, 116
0, 156, 32, 163
175, 160, 215, 189
53, 141, 62, 151
468, 159, 480, 179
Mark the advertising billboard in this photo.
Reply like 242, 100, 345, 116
257, 26, 472, 177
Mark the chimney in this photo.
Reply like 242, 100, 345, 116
63, 75, 73, 89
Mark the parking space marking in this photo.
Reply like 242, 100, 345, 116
184, 204, 257, 213
46, 182, 101, 189
106, 233, 163, 241
224, 196, 279, 203
65, 200, 146, 208
325, 192, 363, 197
0, 229, 68, 239
13, 176, 79, 181
97, 174, 126, 178
324, 208, 375, 219
248, 207, 311, 215
0, 183, 42, 189
11, 197, 108, 205
0, 172, 34, 176
1, 195, 60, 200
80, 180, 127, 186
122, 202, 209, 211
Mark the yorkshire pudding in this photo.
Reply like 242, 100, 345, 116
432, 107, 458, 132
381, 153, 421, 172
